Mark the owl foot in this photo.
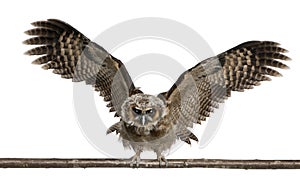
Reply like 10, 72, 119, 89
157, 155, 168, 167
129, 153, 141, 168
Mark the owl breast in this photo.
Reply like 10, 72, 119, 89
119, 119, 177, 153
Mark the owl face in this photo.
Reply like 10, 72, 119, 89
121, 94, 167, 128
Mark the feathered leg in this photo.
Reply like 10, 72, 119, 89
130, 149, 142, 167
155, 150, 168, 167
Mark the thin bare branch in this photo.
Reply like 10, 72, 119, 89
1, 158, 300, 169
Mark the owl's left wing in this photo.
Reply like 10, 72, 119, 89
159, 41, 290, 144
24, 19, 139, 117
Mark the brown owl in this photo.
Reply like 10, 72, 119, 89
24, 19, 290, 167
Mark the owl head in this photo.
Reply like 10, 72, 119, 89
121, 93, 167, 128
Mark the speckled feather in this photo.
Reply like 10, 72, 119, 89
24, 19, 137, 116
162, 41, 289, 143
24, 19, 290, 151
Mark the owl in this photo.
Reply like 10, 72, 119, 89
24, 19, 290, 166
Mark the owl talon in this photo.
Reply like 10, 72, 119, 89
129, 154, 141, 168
157, 155, 168, 167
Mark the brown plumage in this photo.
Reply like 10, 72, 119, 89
24, 19, 138, 117
24, 19, 290, 167
162, 41, 290, 141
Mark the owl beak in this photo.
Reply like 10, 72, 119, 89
141, 115, 146, 125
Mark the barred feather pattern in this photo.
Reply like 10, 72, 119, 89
24, 20, 290, 147
24, 19, 137, 116
162, 41, 289, 142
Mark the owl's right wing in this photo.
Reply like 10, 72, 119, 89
159, 41, 290, 144
24, 19, 139, 117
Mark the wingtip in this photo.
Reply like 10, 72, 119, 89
274, 73, 283, 77
283, 48, 289, 53
285, 56, 292, 61
22, 39, 30, 45
265, 76, 272, 80
282, 65, 290, 70
31, 60, 40, 65
24, 30, 29, 35
24, 50, 30, 55
106, 130, 111, 135
30, 21, 38, 27
41, 64, 50, 70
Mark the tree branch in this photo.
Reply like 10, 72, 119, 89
1, 158, 300, 169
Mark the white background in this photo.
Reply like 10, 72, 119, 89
0, 0, 300, 176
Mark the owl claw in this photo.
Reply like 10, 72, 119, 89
157, 155, 168, 167
129, 154, 141, 168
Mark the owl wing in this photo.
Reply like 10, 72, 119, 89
159, 41, 289, 144
24, 19, 139, 117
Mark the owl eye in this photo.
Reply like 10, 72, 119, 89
132, 107, 142, 115
145, 109, 155, 114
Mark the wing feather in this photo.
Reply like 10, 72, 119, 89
161, 41, 289, 143
24, 19, 138, 116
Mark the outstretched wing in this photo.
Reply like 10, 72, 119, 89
24, 19, 140, 117
160, 41, 290, 143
